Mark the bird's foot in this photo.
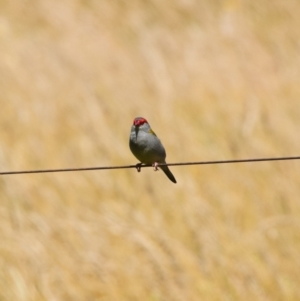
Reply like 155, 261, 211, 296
152, 162, 159, 171
135, 163, 142, 172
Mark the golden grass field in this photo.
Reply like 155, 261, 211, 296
1, 0, 300, 300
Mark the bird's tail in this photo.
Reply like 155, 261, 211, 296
161, 165, 177, 184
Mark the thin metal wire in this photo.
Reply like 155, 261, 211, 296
0, 156, 299, 175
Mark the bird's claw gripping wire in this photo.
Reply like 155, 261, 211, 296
135, 163, 142, 172
135, 162, 159, 172
152, 162, 159, 171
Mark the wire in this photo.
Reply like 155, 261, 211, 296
0, 155, 299, 176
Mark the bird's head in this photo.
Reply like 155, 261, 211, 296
132, 117, 156, 136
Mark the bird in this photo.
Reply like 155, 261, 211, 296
129, 117, 177, 183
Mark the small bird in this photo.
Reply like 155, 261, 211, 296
129, 117, 177, 183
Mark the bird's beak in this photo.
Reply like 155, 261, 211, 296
134, 126, 139, 139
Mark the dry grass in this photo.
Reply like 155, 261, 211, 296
1, 0, 300, 300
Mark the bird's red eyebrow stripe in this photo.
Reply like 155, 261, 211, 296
134, 118, 147, 126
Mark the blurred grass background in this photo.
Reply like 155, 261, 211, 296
1, 0, 300, 300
